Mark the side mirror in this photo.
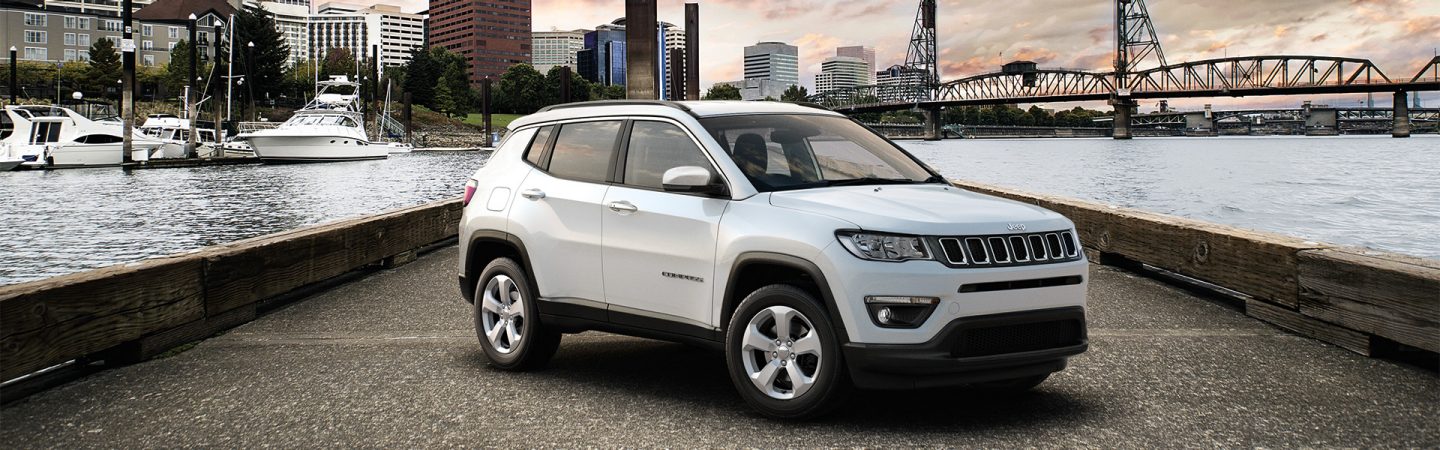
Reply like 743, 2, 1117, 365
662, 166, 727, 196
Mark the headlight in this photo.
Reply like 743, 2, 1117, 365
836, 231, 933, 262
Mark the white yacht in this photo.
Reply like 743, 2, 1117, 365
138, 114, 221, 158
0, 105, 163, 169
240, 76, 386, 163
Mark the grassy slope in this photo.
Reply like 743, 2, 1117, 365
462, 113, 523, 130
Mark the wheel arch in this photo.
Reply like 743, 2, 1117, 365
721, 252, 848, 344
462, 230, 538, 304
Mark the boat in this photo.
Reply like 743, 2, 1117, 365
0, 105, 164, 169
239, 76, 386, 163
376, 80, 412, 154
138, 114, 222, 158
221, 136, 255, 157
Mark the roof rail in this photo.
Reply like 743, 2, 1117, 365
789, 101, 834, 112
536, 100, 692, 113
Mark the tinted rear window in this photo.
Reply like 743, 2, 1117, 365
548, 121, 622, 182
524, 125, 553, 167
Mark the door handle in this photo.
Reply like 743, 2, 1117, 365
520, 188, 545, 200
607, 201, 638, 214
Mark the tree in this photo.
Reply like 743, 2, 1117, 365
86, 38, 121, 99
703, 83, 741, 100
401, 46, 439, 107
437, 58, 473, 116
590, 84, 625, 100
284, 59, 318, 100
320, 47, 354, 78
494, 63, 546, 114
781, 84, 808, 102
235, 7, 290, 112
544, 65, 591, 104
1026, 105, 1051, 126
164, 39, 201, 94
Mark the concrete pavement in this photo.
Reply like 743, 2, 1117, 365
2, 246, 1436, 447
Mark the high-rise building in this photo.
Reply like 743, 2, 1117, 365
815, 56, 867, 94
254, 1, 424, 69
743, 41, 798, 88
836, 45, 875, 84
257, 1, 312, 67
427, 0, 530, 84
531, 28, 586, 73
576, 17, 676, 95
577, 21, 625, 86
876, 64, 929, 101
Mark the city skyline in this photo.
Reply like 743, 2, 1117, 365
455, 1, 1436, 98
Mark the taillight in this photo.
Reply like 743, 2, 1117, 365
462, 179, 478, 206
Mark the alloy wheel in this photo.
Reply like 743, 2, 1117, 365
480, 274, 525, 354
740, 305, 824, 400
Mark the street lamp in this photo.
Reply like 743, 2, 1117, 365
213, 18, 224, 146
245, 41, 254, 121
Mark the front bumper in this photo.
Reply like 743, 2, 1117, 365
842, 306, 1088, 389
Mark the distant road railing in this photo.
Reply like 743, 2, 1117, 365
952, 180, 1439, 356
0, 199, 463, 384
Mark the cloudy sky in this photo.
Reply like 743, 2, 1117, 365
388, 0, 1440, 108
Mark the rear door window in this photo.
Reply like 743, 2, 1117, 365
547, 121, 623, 183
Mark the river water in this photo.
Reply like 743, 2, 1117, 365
1, 136, 1436, 285
901, 135, 1440, 260
0, 152, 487, 285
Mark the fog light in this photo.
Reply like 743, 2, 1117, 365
876, 307, 894, 325
864, 296, 940, 329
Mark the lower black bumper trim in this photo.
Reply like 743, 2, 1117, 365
841, 306, 1088, 389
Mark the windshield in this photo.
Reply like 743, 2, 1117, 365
698, 114, 939, 192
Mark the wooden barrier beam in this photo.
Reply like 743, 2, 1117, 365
1297, 248, 1440, 353
0, 198, 463, 384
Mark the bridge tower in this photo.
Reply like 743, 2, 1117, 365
906, 0, 942, 139
1111, 0, 1168, 139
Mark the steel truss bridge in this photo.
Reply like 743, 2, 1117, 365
816, 56, 1439, 113
1126, 107, 1440, 127
810, 0, 1440, 118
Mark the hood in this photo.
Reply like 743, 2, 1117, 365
769, 184, 1073, 236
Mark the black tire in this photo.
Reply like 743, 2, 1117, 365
970, 373, 1050, 393
473, 257, 561, 370
724, 284, 850, 420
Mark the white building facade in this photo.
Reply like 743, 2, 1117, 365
531, 28, 585, 73
743, 41, 798, 88
815, 56, 868, 94
253, 0, 424, 69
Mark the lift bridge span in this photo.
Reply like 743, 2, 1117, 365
811, 0, 1440, 139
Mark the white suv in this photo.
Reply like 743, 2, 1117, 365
457, 101, 1089, 419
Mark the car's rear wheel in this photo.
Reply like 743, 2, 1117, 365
474, 257, 561, 370
725, 284, 849, 420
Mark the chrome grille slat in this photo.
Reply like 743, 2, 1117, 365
937, 230, 1083, 268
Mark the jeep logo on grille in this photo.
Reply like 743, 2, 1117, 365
1007, 223, 1027, 231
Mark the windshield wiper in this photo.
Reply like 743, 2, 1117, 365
823, 177, 927, 187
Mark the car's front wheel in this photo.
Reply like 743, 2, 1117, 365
724, 284, 849, 419
474, 257, 561, 370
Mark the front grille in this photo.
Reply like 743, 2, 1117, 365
951, 319, 1084, 358
935, 230, 1081, 268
